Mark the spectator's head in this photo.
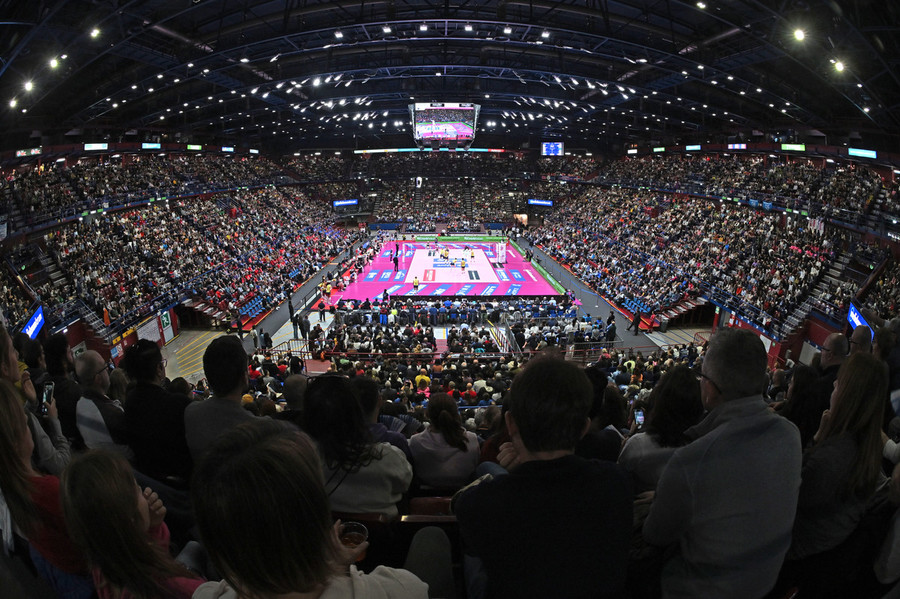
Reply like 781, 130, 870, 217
506, 356, 592, 454
192, 420, 339, 597
820, 333, 849, 370
303, 374, 372, 471
119, 339, 165, 384
819, 352, 888, 497
350, 376, 381, 421
108, 368, 130, 403
43, 333, 74, 376
20, 338, 45, 370
203, 336, 249, 398
849, 325, 872, 355
61, 450, 193, 597
282, 374, 308, 413
873, 326, 894, 361
75, 350, 110, 395
426, 393, 468, 452
701, 328, 767, 406
168, 377, 192, 398
645, 366, 703, 448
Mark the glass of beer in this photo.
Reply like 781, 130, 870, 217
339, 521, 369, 562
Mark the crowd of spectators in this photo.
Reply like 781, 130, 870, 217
28, 186, 357, 328
597, 154, 884, 221
528, 185, 835, 331
864, 260, 900, 321
355, 152, 527, 179
3, 150, 898, 341
535, 155, 599, 179
0, 265, 32, 327
3, 154, 292, 230
6, 275, 900, 598
286, 153, 350, 180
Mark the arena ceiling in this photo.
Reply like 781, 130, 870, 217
1, 0, 898, 154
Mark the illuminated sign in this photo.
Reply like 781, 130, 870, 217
847, 301, 874, 340
728, 143, 747, 149
187, 144, 202, 151
781, 143, 806, 151
627, 149, 638, 155
527, 199, 554, 207
848, 147, 877, 159
23, 306, 44, 339
221, 146, 234, 152
333, 199, 359, 208
352, 147, 505, 154
16, 147, 42, 157
84, 143, 109, 151
249, 149, 259, 154
685, 145, 701, 151
653, 147, 665, 153
141, 143, 161, 149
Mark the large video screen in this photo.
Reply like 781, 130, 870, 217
410, 103, 479, 141
541, 142, 564, 156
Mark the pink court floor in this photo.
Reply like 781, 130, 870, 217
332, 241, 561, 301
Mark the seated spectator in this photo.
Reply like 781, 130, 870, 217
782, 352, 889, 591
642, 328, 802, 597
454, 356, 632, 599
121, 339, 192, 483
303, 374, 412, 518
409, 393, 480, 490
0, 322, 70, 476
273, 373, 307, 428
183, 336, 258, 461
777, 364, 822, 447
352, 375, 413, 463
74, 350, 132, 460
618, 365, 703, 493
43, 334, 84, 449
191, 419, 446, 599
575, 368, 627, 462
60, 451, 205, 598
0, 379, 93, 598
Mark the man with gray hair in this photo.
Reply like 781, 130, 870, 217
643, 328, 801, 598
75, 350, 132, 459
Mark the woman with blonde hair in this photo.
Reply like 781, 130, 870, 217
61, 450, 204, 598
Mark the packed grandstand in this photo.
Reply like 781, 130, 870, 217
4, 148, 900, 599
2, 151, 897, 341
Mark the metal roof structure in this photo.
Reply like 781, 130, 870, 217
1, 0, 898, 153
